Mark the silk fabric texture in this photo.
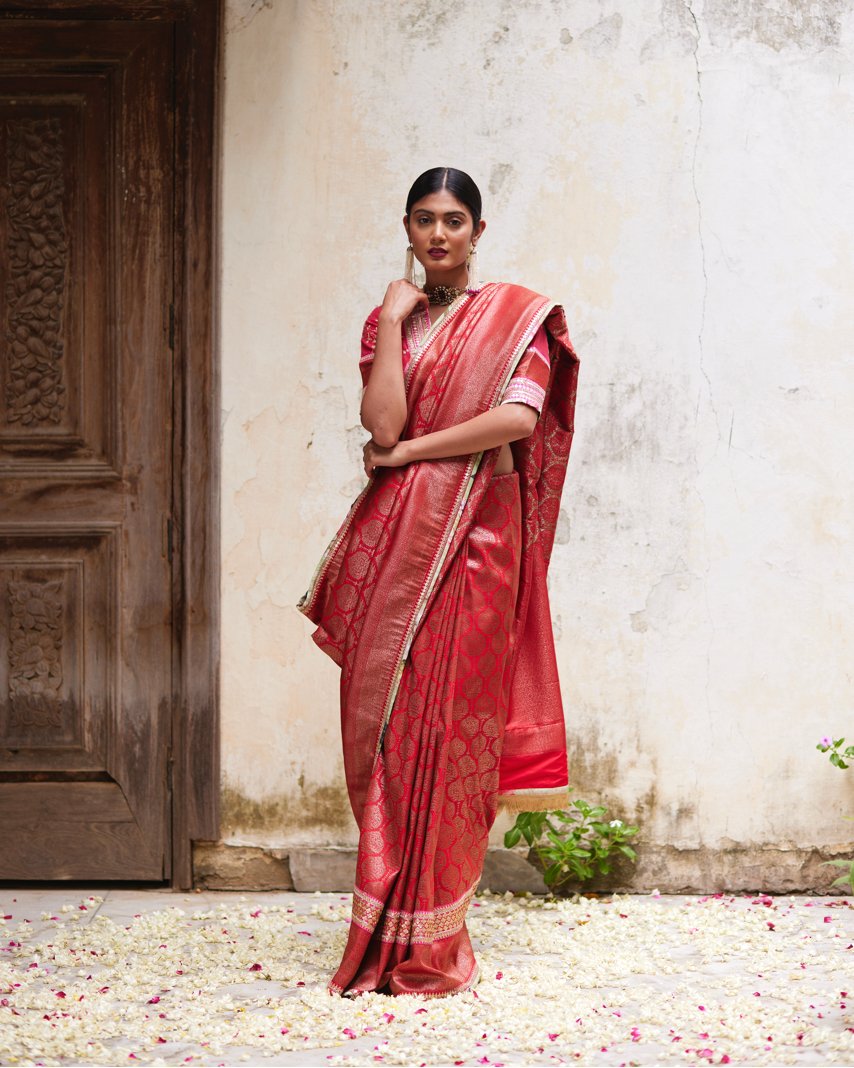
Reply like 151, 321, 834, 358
298, 282, 579, 994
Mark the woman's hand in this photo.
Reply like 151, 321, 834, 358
363, 437, 411, 476
379, 279, 429, 325
359, 281, 422, 449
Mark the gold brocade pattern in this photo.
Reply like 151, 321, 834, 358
352, 883, 479, 945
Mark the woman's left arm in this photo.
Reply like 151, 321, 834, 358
363, 403, 537, 476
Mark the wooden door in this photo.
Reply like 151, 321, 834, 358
0, 19, 176, 879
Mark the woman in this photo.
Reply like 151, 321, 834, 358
298, 167, 579, 998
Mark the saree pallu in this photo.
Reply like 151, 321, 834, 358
298, 282, 580, 996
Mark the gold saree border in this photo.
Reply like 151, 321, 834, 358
351, 882, 479, 946
497, 786, 572, 813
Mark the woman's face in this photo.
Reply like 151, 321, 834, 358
404, 189, 485, 279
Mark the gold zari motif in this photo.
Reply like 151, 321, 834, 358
352, 884, 478, 945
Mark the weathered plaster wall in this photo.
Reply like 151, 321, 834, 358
218, 0, 854, 887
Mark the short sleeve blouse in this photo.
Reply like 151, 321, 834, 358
359, 307, 551, 417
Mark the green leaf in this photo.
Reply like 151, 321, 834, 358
544, 862, 563, 885
504, 826, 522, 849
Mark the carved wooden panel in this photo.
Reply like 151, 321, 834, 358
0, 77, 113, 476
0, 527, 115, 763
4, 116, 68, 428
8, 574, 69, 731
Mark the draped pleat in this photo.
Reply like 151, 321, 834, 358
329, 472, 523, 998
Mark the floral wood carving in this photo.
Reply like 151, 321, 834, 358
4, 117, 68, 426
8, 578, 64, 731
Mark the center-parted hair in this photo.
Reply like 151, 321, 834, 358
405, 167, 482, 229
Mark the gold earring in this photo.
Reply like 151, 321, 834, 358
466, 243, 479, 289
404, 243, 416, 285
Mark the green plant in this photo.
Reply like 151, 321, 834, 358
504, 796, 639, 892
824, 849, 854, 893
817, 736, 854, 769
816, 735, 854, 893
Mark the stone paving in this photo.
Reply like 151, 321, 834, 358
1, 887, 853, 1067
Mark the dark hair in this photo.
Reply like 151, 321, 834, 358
405, 167, 482, 229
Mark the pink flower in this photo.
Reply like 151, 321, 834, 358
248, 963, 263, 971
148, 996, 161, 1004
382, 1013, 395, 1023
343, 1028, 357, 1039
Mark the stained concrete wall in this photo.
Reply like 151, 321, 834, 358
215, 0, 854, 890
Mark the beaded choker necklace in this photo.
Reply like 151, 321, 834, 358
424, 284, 466, 306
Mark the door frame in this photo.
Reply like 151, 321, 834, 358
0, 0, 222, 889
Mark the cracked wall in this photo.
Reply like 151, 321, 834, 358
220, 0, 854, 882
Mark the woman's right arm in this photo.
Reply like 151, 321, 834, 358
360, 280, 428, 448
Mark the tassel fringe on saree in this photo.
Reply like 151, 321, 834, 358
298, 282, 579, 997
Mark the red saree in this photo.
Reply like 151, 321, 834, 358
298, 281, 579, 996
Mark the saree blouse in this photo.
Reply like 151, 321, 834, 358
358, 299, 551, 417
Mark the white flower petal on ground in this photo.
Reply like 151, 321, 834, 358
0, 891, 851, 1065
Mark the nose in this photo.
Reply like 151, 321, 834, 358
429, 220, 447, 245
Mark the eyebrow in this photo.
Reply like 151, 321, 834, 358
412, 209, 467, 218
